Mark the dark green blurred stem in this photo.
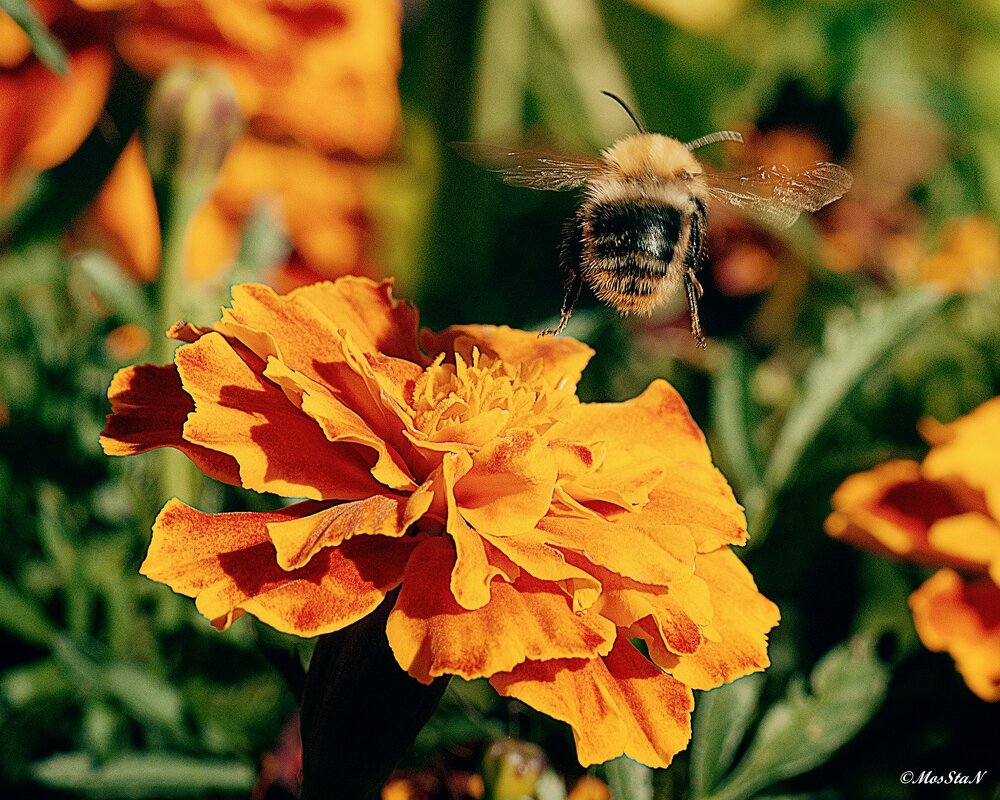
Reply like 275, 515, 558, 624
300, 590, 449, 800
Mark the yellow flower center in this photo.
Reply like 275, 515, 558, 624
410, 348, 577, 443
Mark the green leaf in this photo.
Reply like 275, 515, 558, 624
0, 575, 59, 647
0, 0, 68, 74
709, 343, 764, 500
600, 755, 653, 800
750, 289, 951, 539
705, 636, 889, 800
73, 252, 154, 331
31, 752, 255, 798
690, 673, 765, 798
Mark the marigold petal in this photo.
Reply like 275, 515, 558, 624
490, 638, 694, 768
454, 430, 558, 537
825, 459, 984, 570
175, 333, 383, 500
266, 490, 432, 571
386, 538, 616, 684
926, 513, 1000, 570
648, 548, 780, 690
561, 444, 666, 512
421, 325, 594, 387
921, 398, 1000, 522
537, 513, 697, 587
263, 357, 416, 490
910, 569, 1000, 701
554, 381, 746, 550
142, 499, 416, 636
100, 364, 242, 486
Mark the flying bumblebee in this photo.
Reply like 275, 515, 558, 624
452, 92, 853, 346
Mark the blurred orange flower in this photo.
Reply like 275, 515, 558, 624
826, 398, 1000, 701
1, 0, 400, 285
100, 277, 779, 768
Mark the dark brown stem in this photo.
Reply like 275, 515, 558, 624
299, 590, 449, 800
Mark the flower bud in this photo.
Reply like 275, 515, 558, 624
143, 63, 242, 193
481, 739, 546, 800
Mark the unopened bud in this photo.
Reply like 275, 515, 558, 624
482, 739, 546, 800
143, 63, 242, 193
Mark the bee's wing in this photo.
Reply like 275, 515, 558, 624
450, 142, 606, 191
703, 162, 853, 229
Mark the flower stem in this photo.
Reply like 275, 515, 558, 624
300, 590, 449, 800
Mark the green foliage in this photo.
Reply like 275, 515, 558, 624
0, 0, 66, 74
693, 637, 889, 800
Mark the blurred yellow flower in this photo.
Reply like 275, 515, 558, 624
826, 397, 1000, 701
101, 277, 779, 768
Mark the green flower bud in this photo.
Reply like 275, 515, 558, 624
482, 739, 547, 800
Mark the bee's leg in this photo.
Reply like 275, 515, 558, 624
684, 200, 708, 348
541, 212, 585, 336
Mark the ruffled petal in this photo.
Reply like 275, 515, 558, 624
100, 363, 242, 486
266, 490, 432, 571
386, 538, 616, 684
537, 513, 697, 588
142, 499, 416, 636
561, 444, 666, 512
454, 430, 558, 537
490, 638, 694, 768
421, 325, 594, 387
649, 548, 780, 690
909, 569, 1000, 702
175, 332, 383, 500
554, 381, 747, 550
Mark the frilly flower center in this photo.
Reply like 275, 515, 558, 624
410, 347, 577, 441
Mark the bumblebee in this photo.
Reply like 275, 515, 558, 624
453, 92, 852, 346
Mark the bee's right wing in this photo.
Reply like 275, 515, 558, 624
450, 142, 606, 191
704, 162, 853, 229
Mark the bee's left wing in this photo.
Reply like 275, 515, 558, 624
450, 142, 606, 191
703, 162, 853, 229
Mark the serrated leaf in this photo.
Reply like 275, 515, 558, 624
690, 673, 765, 798
0, 0, 68, 74
706, 636, 888, 800
600, 755, 653, 800
31, 752, 255, 798
750, 289, 950, 538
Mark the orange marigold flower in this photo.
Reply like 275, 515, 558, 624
826, 397, 1000, 701
100, 277, 779, 767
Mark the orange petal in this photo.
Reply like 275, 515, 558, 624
922, 397, 1000, 522
91, 136, 161, 282
553, 381, 747, 551
262, 357, 416, 491
825, 459, 984, 570
926, 513, 1000, 570
537, 512, 697, 588
175, 332, 384, 500
100, 364, 242, 486
443, 450, 514, 610
266, 490, 433, 571
490, 638, 694, 768
647, 548, 780, 690
561, 444, 666, 512
21, 46, 113, 171
454, 430, 558, 537
142, 499, 416, 636
386, 538, 616, 684
909, 569, 1000, 702
421, 325, 594, 387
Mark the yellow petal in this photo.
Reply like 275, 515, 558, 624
490, 638, 694, 768
386, 538, 615, 684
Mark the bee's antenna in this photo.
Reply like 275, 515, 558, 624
685, 130, 744, 151
601, 91, 646, 134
